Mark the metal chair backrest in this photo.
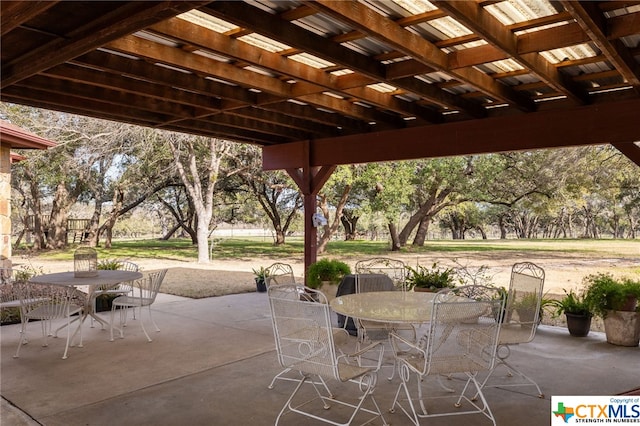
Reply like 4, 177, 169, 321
265, 262, 296, 287
268, 284, 339, 380
134, 269, 167, 307
354, 273, 395, 294
118, 261, 139, 272
355, 258, 406, 290
422, 286, 504, 377
503, 262, 545, 343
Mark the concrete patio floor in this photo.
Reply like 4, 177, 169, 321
1, 291, 639, 426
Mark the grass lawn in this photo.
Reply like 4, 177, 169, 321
18, 237, 640, 263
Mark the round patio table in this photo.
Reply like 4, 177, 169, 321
330, 291, 437, 324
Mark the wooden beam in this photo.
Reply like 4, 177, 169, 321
612, 142, 640, 167
263, 98, 640, 169
433, 0, 585, 105
561, 1, 640, 91
306, 0, 532, 110
0, 1, 59, 36
1, 2, 208, 88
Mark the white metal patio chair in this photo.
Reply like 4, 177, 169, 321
266, 281, 348, 394
13, 281, 84, 360
268, 284, 388, 426
265, 262, 296, 288
480, 261, 546, 397
355, 257, 407, 289
390, 285, 505, 426
0, 267, 26, 343
109, 269, 167, 342
90, 260, 140, 327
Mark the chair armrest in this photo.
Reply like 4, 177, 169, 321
390, 331, 428, 374
337, 340, 384, 371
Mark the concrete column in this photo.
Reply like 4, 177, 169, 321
0, 143, 12, 268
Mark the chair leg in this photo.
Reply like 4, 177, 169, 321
479, 345, 544, 398
148, 305, 160, 332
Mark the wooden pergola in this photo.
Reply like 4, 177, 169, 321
2, 1, 639, 272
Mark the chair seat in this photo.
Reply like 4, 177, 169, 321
498, 323, 535, 344
1, 296, 48, 308
25, 303, 83, 320
112, 295, 153, 308
400, 353, 488, 376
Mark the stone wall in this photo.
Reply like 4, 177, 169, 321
0, 143, 11, 267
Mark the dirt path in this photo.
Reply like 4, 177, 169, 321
17, 250, 638, 297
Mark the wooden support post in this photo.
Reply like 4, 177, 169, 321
281, 140, 335, 285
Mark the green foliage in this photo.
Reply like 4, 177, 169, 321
405, 262, 457, 291
306, 259, 351, 289
584, 273, 640, 318
97, 259, 123, 270
13, 264, 42, 282
251, 266, 269, 280
550, 289, 592, 317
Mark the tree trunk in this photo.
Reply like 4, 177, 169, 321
28, 177, 46, 250
341, 211, 359, 241
47, 184, 71, 249
317, 185, 351, 254
389, 222, 401, 251
412, 215, 432, 246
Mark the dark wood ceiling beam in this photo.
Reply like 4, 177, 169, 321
148, 18, 440, 122
106, 35, 403, 127
202, 2, 477, 117
612, 142, 640, 167
433, 0, 585, 105
607, 11, 640, 39
72, 51, 256, 106
17, 75, 206, 120
263, 98, 640, 169
1, 1, 208, 89
294, 93, 405, 129
597, 1, 640, 13
207, 113, 315, 140
164, 120, 286, 145
229, 106, 342, 136
306, 0, 533, 110
560, 1, 640, 91
1, 85, 173, 125
42, 63, 223, 113
0, 1, 60, 36
260, 101, 372, 133
506, 11, 574, 32
106, 35, 301, 97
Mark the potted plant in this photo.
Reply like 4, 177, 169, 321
252, 266, 269, 293
584, 273, 640, 346
550, 289, 593, 337
405, 262, 457, 292
307, 259, 350, 301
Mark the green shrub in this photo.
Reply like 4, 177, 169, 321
405, 262, 457, 291
307, 259, 351, 289
584, 273, 640, 318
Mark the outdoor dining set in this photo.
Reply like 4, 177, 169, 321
263, 258, 546, 426
0, 248, 168, 360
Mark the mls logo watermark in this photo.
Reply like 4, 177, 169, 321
552, 396, 640, 425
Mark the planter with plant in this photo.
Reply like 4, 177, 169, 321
405, 262, 457, 292
252, 266, 269, 293
94, 259, 125, 311
584, 273, 640, 346
306, 259, 351, 301
550, 289, 593, 337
